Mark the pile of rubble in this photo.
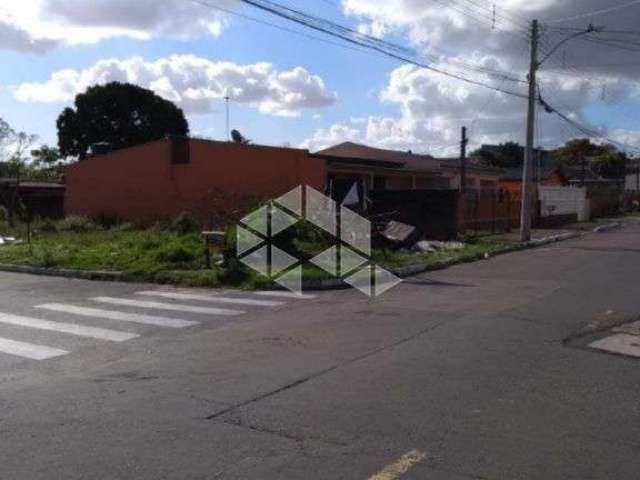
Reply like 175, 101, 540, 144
411, 240, 465, 253
377, 220, 465, 253
0, 236, 18, 246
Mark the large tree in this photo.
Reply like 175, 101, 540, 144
553, 138, 604, 166
57, 82, 189, 159
554, 138, 627, 179
473, 142, 523, 168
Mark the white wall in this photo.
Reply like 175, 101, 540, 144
539, 186, 589, 222
625, 173, 639, 192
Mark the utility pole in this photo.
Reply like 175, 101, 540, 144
519, 19, 539, 241
460, 126, 468, 194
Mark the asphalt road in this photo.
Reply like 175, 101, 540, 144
0, 220, 639, 479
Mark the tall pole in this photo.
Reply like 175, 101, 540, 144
460, 126, 468, 194
224, 94, 230, 141
520, 19, 539, 241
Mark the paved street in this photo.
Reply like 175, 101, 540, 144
0, 221, 639, 479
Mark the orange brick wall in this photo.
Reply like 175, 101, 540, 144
64, 138, 326, 225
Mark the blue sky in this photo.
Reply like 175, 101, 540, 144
1, 0, 639, 156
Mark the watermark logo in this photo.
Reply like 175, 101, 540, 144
236, 185, 401, 296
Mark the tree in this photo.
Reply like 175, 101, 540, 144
591, 148, 627, 179
29, 145, 68, 182
553, 138, 603, 166
554, 138, 627, 179
57, 82, 189, 159
473, 142, 524, 168
0, 117, 38, 225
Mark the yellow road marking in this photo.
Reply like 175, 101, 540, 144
369, 449, 427, 480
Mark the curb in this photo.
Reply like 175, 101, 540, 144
0, 231, 584, 290
0, 263, 125, 282
300, 231, 583, 290
592, 222, 621, 233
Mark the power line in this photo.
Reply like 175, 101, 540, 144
546, 0, 640, 24
539, 97, 640, 154
193, 0, 526, 84
233, 0, 529, 97
188, 0, 381, 57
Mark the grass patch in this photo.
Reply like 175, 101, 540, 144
0, 216, 515, 289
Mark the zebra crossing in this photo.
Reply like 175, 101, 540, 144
0, 289, 316, 362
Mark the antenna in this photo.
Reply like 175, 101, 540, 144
224, 91, 231, 141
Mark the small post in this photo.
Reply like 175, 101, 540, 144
204, 235, 212, 269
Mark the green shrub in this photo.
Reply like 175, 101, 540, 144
58, 216, 101, 233
33, 246, 56, 268
155, 245, 196, 264
35, 218, 58, 234
93, 213, 121, 229
220, 225, 250, 283
0, 206, 7, 223
110, 222, 135, 232
170, 212, 200, 234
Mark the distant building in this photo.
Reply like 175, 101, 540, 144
0, 178, 65, 219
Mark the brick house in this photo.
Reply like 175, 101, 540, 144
63, 137, 502, 227
64, 137, 325, 225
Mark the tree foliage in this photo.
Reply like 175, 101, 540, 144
28, 145, 68, 181
554, 138, 627, 178
56, 82, 189, 159
473, 142, 523, 168
553, 138, 604, 166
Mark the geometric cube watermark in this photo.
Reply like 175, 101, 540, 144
237, 184, 401, 296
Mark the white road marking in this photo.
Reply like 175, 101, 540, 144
0, 312, 138, 342
0, 337, 68, 360
35, 304, 198, 329
91, 297, 245, 316
136, 291, 284, 307
368, 450, 427, 480
255, 291, 316, 299
589, 334, 640, 358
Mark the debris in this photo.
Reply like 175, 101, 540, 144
0, 236, 19, 246
412, 240, 466, 253
380, 220, 417, 243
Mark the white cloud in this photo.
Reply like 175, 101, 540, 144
298, 0, 640, 154
0, 20, 60, 53
12, 55, 337, 117
303, 52, 640, 154
299, 122, 361, 151
0, 0, 231, 52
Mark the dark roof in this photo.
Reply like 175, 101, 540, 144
501, 166, 562, 181
315, 142, 440, 173
439, 157, 502, 174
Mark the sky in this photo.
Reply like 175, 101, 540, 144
1, 0, 640, 157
